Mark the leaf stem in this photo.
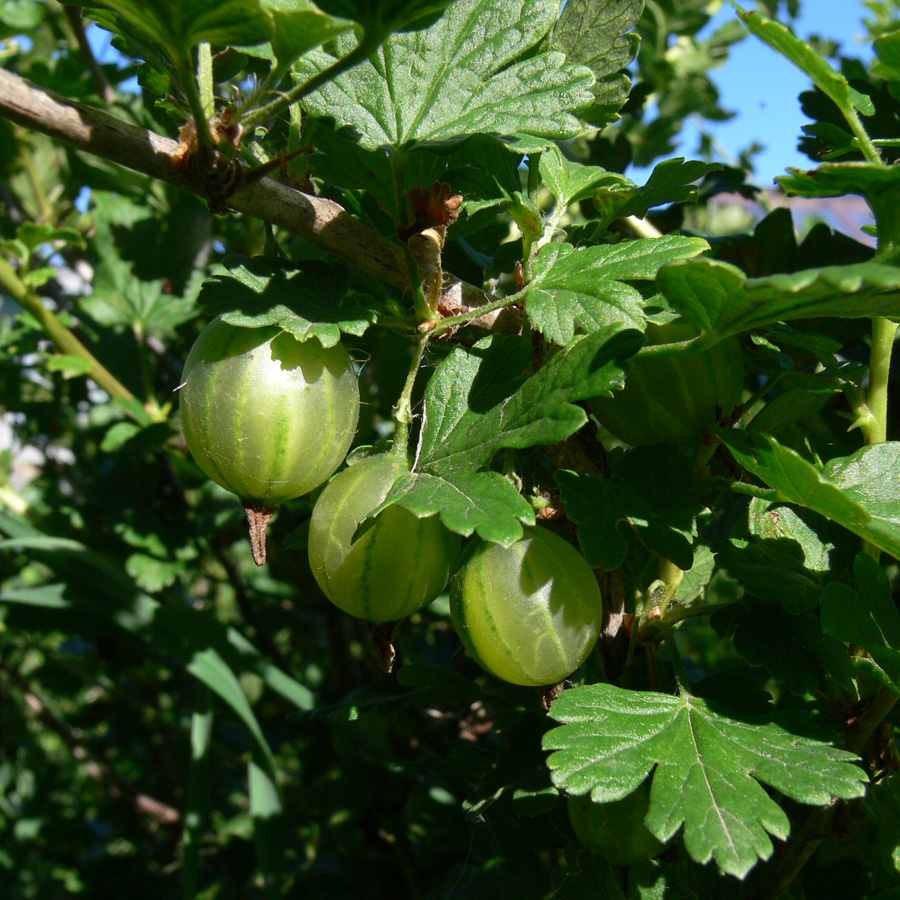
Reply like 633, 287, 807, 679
405, 244, 433, 324
651, 558, 684, 620
635, 334, 706, 358
527, 152, 541, 201
197, 43, 215, 122
428, 290, 525, 338
625, 214, 663, 239
391, 332, 429, 459
658, 600, 738, 627
0, 257, 162, 421
135, 324, 162, 414
859, 316, 897, 557
701, 478, 784, 502
840, 105, 883, 166
661, 625, 692, 696
534, 203, 568, 256
178, 50, 214, 149
241, 30, 382, 129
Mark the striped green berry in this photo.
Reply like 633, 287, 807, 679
308, 454, 461, 623
450, 526, 602, 686
180, 317, 360, 563
589, 321, 744, 448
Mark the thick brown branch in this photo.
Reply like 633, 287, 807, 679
0, 67, 491, 311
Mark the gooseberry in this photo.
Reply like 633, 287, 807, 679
308, 453, 460, 622
180, 317, 360, 563
450, 526, 602, 686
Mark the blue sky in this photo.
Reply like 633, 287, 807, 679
686, 1, 872, 186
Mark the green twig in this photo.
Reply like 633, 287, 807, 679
391, 333, 429, 459
863, 317, 898, 446
241, 31, 382, 128
0, 257, 163, 421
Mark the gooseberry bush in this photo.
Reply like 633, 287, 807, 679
3, 0, 900, 897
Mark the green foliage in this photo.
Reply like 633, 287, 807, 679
197, 256, 379, 345
545, 683, 867, 878
527, 236, 708, 343
821, 552, 900, 688
721, 433, 900, 560
294, 0, 603, 149
237, 1, 354, 75
557, 450, 701, 570
81, 0, 273, 70
2, 0, 900, 897
375, 328, 639, 545
658, 256, 900, 341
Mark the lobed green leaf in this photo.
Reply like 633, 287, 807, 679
294, 0, 597, 150
821, 552, 900, 691
720, 433, 900, 561
197, 255, 378, 345
548, 0, 641, 127
375, 469, 535, 546
545, 683, 867, 878
658, 258, 900, 343
417, 327, 641, 475
557, 448, 702, 570
592, 158, 722, 229
81, 0, 272, 65
237, 0, 353, 75
712, 600, 856, 696
527, 236, 709, 345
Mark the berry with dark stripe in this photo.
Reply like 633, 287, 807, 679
450, 526, 602, 686
308, 454, 460, 623
180, 318, 360, 564
588, 321, 744, 448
